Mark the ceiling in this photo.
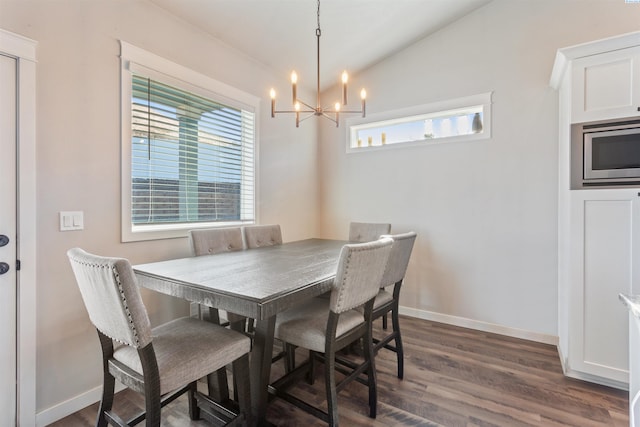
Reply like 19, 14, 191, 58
149, 0, 492, 91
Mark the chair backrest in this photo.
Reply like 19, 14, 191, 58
330, 237, 393, 314
243, 224, 283, 248
189, 227, 244, 256
67, 248, 152, 349
348, 222, 391, 243
380, 232, 417, 288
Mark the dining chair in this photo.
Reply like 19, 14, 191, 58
269, 237, 393, 426
189, 226, 244, 256
348, 222, 391, 243
67, 248, 252, 427
346, 222, 392, 338
243, 224, 283, 248
188, 227, 247, 328
371, 231, 417, 379
188, 227, 251, 402
242, 224, 283, 337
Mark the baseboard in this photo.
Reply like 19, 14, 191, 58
563, 367, 629, 391
557, 340, 569, 373
399, 305, 559, 346
556, 338, 628, 391
36, 382, 125, 426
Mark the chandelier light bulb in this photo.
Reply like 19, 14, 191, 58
341, 71, 349, 105
360, 89, 367, 100
291, 71, 298, 104
270, 88, 276, 117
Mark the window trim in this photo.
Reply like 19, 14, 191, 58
346, 92, 492, 153
120, 41, 260, 242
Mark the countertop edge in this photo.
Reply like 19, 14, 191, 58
620, 293, 640, 319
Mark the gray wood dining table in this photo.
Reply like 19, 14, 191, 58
133, 238, 347, 425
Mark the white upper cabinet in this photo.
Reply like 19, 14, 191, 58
571, 46, 640, 123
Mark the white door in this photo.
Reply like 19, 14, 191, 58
0, 52, 18, 425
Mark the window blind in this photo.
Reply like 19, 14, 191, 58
130, 74, 255, 226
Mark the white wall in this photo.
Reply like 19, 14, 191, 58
318, 0, 640, 339
1, 0, 318, 423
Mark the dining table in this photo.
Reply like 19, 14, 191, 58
133, 238, 348, 425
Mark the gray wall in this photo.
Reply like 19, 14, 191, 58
318, 0, 640, 338
1, 0, 319, 421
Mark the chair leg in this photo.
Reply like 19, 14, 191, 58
96, 370, 115, 427
382, 313, 388, 330
138, 345, 162, 427
324, 347, 339, 427
144, 388, 161, 427
391, 307, 404, 380
307, 350, 316, 385
96, 332, 115, 427
364, 324, 378, 418
187, 382, 200, 420
285, 343, 296, 373
232, 353, 253, 427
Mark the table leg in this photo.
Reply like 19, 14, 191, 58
251, 316, 276, 425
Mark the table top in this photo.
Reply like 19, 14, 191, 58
134, 238, 347, 319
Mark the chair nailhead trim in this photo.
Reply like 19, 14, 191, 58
70, 255, 140, 347
112, 265, 141, 347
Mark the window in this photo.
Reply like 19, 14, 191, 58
121, 42, 259, 241
347, 92, 492, 153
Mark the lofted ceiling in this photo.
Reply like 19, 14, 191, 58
149, 0, 492, 91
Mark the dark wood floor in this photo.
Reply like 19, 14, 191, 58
51, 316, 628, 426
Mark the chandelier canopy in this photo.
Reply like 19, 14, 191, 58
270, 0, 367, 127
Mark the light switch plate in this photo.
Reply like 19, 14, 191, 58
60, 211, 84, 231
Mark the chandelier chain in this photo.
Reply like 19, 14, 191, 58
316, 0, 321, 36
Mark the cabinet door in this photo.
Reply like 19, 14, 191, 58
572, 46, 640, 123
569, 190, 640, 384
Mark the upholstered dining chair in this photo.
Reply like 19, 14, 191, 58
269, 237, 393, 426
243, 224, 283, 248
189, 226, 244, 256
371, 231, 417, 379
346, 222, 393, 334
242, 224, 283, 336
67, 248, 252, 427
188, 227, 250, 402
188, 227, 247, 328
348, 222, 391, 243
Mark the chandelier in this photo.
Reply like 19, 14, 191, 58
270, 0, 367, 127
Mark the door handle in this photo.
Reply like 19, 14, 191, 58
0, 235, 8, 247
0, 262, 9, 275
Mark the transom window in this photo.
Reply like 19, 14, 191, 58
121, 42, 258, 242
347, 92, 492, 153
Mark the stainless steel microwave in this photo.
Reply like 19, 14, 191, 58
573, 118, 640, 184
